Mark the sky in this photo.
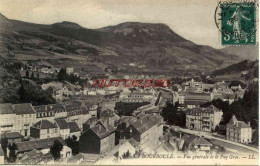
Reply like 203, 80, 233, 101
0, 0, 222, 48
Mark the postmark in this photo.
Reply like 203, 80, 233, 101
215, 0, 257, 45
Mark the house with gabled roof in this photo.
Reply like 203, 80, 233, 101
68, 122, 81, 140
183, 135, 212, 152
123, 114, 163, 152
54, 118, 70, 139
79, 123, 115, 155
1, 132, 24, 143
226, 115, 252, 144
30, 120, 59, 139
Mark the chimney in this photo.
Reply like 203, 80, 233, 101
248, 121, 250, 127
236, 122, 238, 127
99, 125, 102, 131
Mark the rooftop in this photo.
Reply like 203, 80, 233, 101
16, 137, 65, 153
227, 115, 251, 129
33, 105, 47, 113
89, 124, 113, 139
186, 105, 222, 115
1, 132, 23, 139
131, 114, 162, 134
13, 103, 36, 115
33, 120, 57, 129
54, 118, 69, 129
68, 122, 81, 133
47, 104, 65, 112
0, 103, 15, 114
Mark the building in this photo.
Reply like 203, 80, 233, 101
66, 67, 74, 75
183, 135, 212, 151
13, 103, 37, 137
54, 118, 70, 140
0, 103, 16, 135
65, 104, 86, 130
16, 137, 71, 159
1, 132, 24, 143
48, 104, 67, 119
123, 114, 163, 152
231, 84, 242, 90
34, 105, 55, 123
186, 105, 223, 132
178, 91, 185, 105
83, 117, 99, 132
68, 122, 81, 140
184, 92, 213, 109
99, 109, 120, 127
222, 93, 236, 104
122, 91, 154, 103
116, 116, 138, 145
226, 115, 252, 144
30, 120, 59, 139
67, 153, 100, 164
85, 102, 98, 117
79, 123, 115, 155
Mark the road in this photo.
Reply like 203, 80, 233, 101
165, 125, 259, 154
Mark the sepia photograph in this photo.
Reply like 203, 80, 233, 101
0, 0, 258, 165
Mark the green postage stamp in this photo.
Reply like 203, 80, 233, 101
219, 1, 256, 45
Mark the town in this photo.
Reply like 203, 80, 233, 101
0, 62, 258, 165
0, 2, 258, 165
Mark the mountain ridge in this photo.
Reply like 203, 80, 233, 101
0, 13, 242, 74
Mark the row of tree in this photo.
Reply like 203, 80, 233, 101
161, 102, 186, 127
18, 79, 56, 105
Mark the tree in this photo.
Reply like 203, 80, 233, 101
72, 135, 77, 142
18, 80, 56, 105
50, 140, 63, 160
8, 142, 17, 162
25, 70, 29, 78
57, 68, 67, 82
115, 101, 150, 116
1, 137, 8, 157
31, 72, 35, 79
161, 101, 186, 127
65, 135, 79, 155
122, 150, 131, 159
24, 63, 28, 70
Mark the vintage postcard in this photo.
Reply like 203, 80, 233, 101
0, 0, 258, 165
